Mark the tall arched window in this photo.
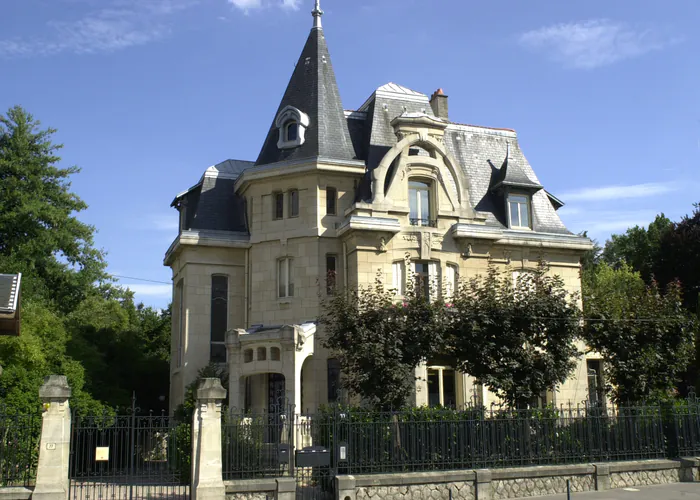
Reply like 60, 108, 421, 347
210, 275, 228, 363
409, 180, 434, 227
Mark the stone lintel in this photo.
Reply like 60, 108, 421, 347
38, 375, 71, 401
353, 470, 476, 487
196, 378, 227, 402
608, 459, 680, 473
224, 479, 277, 493
0, 487, 33, 500
491, 464, 594, 480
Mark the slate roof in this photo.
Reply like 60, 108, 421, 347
172, 159, 253, 233
0, 274, 21, 315
345, 84, 572, 235
255, 19, 355, 166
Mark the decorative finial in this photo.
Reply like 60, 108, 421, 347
312, 0, 323, 29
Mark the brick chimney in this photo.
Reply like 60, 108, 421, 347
429, 88, 448, 120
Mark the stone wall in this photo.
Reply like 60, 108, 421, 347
225, 478, 276, 500
491, 474, 594, 499
340, 459, 700, 500
0, 487, 32, 500
610, 469, 680, 488
356, 481, 475, 500
227, 493, 274, 500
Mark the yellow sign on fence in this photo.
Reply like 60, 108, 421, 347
95, 447, 109, 461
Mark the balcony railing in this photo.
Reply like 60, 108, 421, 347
409, 218, 438, 228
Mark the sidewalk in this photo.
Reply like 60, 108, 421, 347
528, 483, 700, 500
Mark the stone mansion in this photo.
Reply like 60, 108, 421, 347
164, 2, 597, 414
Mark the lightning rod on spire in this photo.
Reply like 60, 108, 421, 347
312, 0, 323, 30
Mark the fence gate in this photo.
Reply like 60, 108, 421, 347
69, 403, 190, 500
294, 414, 336, 500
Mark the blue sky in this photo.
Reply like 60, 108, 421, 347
1, 0, 698, 308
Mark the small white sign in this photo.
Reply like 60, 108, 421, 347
46, 443, 56, 450
95, 447, 109, 462
339, 446, 347, 461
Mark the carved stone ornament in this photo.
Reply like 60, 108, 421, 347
461, 243, 473, 259
378, 237, 388, 253
503, 250, 512, 265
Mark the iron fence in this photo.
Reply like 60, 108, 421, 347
222, 402, 700, 480
69, 410, 191, 499
330, 405, 668, 474
222, 407, 294, 480
0, 405, 41, 487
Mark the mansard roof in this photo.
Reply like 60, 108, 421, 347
348, 84, 571, 235
172, 159, 252, 233
255, 10, 355, 166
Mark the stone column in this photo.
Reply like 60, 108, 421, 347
474, 469, 492, 500
192, 378, 227, 500
680, 458, 699, 482
335, 475, 356, 500
276, 477, 296, 500
593, 463, 611, 491
33, 375, 72, 500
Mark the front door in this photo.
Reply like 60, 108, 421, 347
267, 374, 286, 443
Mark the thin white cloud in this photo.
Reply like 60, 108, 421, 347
559, 182, 678, 202
0, 0, 196, 58
228, 0, 300, 12
519, 19, 679, 69
560, 209, 659, 239
151, 215, 179, 231
122, 284, 172, 297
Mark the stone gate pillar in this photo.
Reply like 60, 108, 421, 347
33, 375, 72, 500
192, 378, 227, 500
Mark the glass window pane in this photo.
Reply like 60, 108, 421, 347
509, 201, 519, 227
327, 358, 341, 403
287, 259, 294, 297
326, 187, 337, 215
278, 259, 286, 297
409, 188, 418, 220
443, 370, 456, 408
210, 343, 226, 363
420, 189, 430, 222
289, 190, 299, 217
274, 193, 284, 219
286, 122, 298, 141
428, 369, 440, 407
210, 276, 227, 346
520, 201, 530, 228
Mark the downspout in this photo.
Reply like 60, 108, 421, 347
343, 241, 348, 291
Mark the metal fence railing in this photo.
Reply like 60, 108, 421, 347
0, 406, 42, 487
222, 401, 700, 479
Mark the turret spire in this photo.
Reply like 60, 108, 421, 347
312, 0, 323, 30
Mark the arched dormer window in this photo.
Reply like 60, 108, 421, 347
276, 105, 309, 149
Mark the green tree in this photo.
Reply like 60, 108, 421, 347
447, 260, 582, 408
320, 268, 448, 409
654, 203, 700, 311
601, 214, 672, 283
0, 106, 172, 415
583, 263, 696, 403
0, 106, 107, 311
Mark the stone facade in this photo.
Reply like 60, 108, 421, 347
491, 475, 594, 499
356, 482, 475, 500
163, 3, 598, 414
